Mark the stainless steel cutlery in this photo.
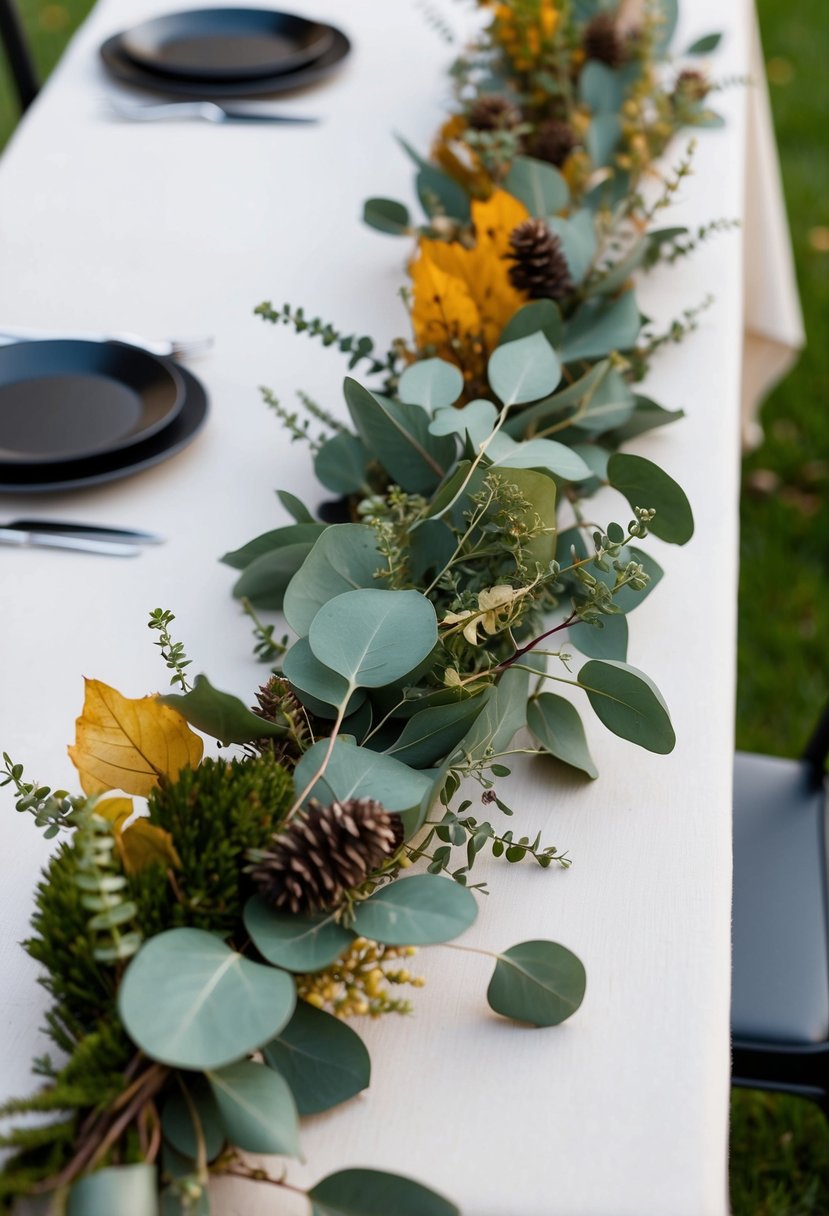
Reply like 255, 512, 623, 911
0, 520, 164, 557
109, 98, 319, 125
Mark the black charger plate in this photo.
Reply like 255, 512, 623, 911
100, 23, 350, 98
0, 340, 185, 465
0, 365, 208, 494
120, 9, 334, 82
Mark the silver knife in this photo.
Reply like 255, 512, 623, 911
0, 526, 142, 557
4, 519, 165, 544
110, 99, 319, 125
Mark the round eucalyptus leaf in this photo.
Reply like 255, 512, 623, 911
314, 431, 372, 495
429, 398, 496, 448
578, 659, 676, 754
206, 1059, 299, 1157
527, 694, 599, 779
497, 299, 563, 349
490, 436, 592, 482
162, 1074, 225, 1162
568, 612, 629, 662
399, 358, 463, 411
363, 196, 411, 235
118, 928, 296, 1069
352, 874, 477, 945
67, 1165, 158, 1216
263, 1000, 370, 1115
504, 155, 569, 217
308, 589, 438, 689
487, 940, 586, 1026
560, 294, 641, 363
607, 452, 694, 545
284, 637, 364, 715
283, 524, 387, 637
487, 332, 561, 407
292, 739, 433, 813
244, 895, 354, 973
309, 1168, 459, 1216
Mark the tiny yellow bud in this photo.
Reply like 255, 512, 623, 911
305, 992, 325, 1009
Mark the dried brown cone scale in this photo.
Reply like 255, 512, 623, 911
532, 118, 578, 168
582, 12, 626, 68
506, 218, 574, 301
467, 93, 522, 132
250, 798, 405, 915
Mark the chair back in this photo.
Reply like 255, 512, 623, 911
0, 0, 38, 113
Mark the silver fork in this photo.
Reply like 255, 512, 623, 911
0, 327, 213, 360
108, 98, 318, 125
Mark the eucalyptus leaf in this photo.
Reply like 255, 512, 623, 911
407, 518, 457, 583
587, 112, 622, 166
292, 738, 433, 811
276, 489, 315, 523
221, 523, 324, 571
560, 293, 640, 363
398, 358, 464, 411
231, 541, 316, 609
565, 367, 634, 434
161, 675, 286, 746
606, 396, 684, 443
527, 694, 598, 779
547, 211, 598, 285
118, 928, 296, 1069
308, 589, 438, 689
568, 613, 628, 661
652, 0, 678, 55
487, 940, 586, 1026
504, 156, 569, 216
263, 1000, 370, 1115
430, 398, 496, 448
67, 1165, 158, 1216
503, 361, 610, 439
162, 1075, 225, 1162
283, 524, 386, 636
468, 466, 556, 566
489, 435, 592, 482
284, 637, 365, 717
309, 1168, 459, 1216
352, 874, 477, 945
314, 432, 372, 495
455, 663, 533, 763
497, 299, 563, 350
386, 692, 491, 767
344, 378, 454, 493
685, 32, 722, 55
245, 896, 355, 972
488, 332, 561, 406
363, 197, 411, 235
607, 452, 694, 544
578, 658, 676, 753
591, 239, 647, 296
206, 1060, 299, 1156
416, 162, 471, 222
579, 59, 624, 113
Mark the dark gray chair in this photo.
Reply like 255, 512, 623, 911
0, 0, 38, 113
732, 706, 829, 1114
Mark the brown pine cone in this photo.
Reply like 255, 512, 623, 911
583, 12, 626, 68
506, 219, 574, 301
532, 118, 578, 168
467, 94, 523, 132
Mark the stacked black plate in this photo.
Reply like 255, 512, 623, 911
100, 8, 350, 98
0, 341, 208, 493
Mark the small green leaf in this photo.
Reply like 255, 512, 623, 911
277, 489, 315, 523
505, 155, 569, 216
578, 658, 676, 754
118, 928, 295, 1069
162, 1074, 225, 1162
283, 637, 365, 716
547, 210, 598, 285
487, 940, 586, 1026
568, 613, 629, 661
416, 163, 471, 222
579, 59, 624, 113
344, 377, 455, 493
398, 358, 464, 410
488, 332, 561, 406
527, 694, 599, 779
488, 434, 592, 482
309, 1168, 459, 1216
160, 675, 286, 746
386, 692, 492, 767
352, 873, 477, 945
221, 522, 323, 571
308, 588, 438, 688
207, 1059, 299, 1156
363, 197, 411, 234
586, 112, 622, 166
68, 1165, 158, 1216
497, 299, 563, 349
684, 31, 721, 55
292, 738, 432, 814
314, 432, 372, 495
503, 361, 610, 439
607, 452, 694, 544
283, 524, 387, 636
263, 1000, 370, 1115
560, 294, 640, 363
245, 896, 354, 972
231, 541, 316, 609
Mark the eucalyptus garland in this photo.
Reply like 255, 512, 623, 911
0, 2, 725, 1212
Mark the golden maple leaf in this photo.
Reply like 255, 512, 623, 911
410, 190, 529, 380
98, 796, 181, 876
68, 678, 203, 797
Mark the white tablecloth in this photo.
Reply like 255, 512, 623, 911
0, 1, 801, 1213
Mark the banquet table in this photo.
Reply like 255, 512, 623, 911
0, 0, 803, 1213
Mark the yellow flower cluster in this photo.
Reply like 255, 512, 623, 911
297, 937, 426, 1018
487, 0, 561, 75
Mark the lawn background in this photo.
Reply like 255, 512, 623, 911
1, 0, 828, 1211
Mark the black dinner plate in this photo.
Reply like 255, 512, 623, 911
100, 22, 350, 98
120, 9, 334, 82
0, 340, 185, 465
0, 364, 208, 494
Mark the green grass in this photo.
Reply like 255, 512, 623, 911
2, 0, 829, 1210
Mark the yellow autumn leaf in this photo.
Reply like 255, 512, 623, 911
410, 250, 482, 362
98, 796, 182, 876
68, 678, 203, 797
